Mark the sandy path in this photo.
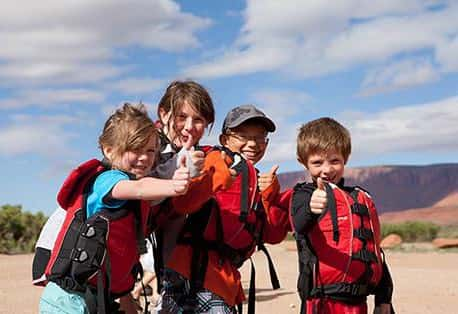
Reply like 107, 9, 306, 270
1, 242, 457, 313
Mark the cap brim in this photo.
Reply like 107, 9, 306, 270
249, 117, 276, 132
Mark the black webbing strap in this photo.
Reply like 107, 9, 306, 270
351, 203, 369, 216
181, 202, 213, 314
133, 203, 147, 255
152, 230, 164, 292
353, 228, 374, 241
311, 282, 371, 298
134, 262, 150, 314
84, 286, 97, 314
352, 249, 378, 263
97, 269, 107, 314
84, 249, 111, 314
248, 258, 256, 314
325, 183, 339, 243
257, 243, 280, 290
238, 159, 249, 223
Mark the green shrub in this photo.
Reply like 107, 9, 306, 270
0, 204, 48, 254
437, 225, 458, 239
381, 221, 440, 242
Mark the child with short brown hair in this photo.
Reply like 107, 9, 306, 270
159, 104, 291, 314
291, 117, 394, 314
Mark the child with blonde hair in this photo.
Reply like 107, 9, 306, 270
39, 103, 191, 314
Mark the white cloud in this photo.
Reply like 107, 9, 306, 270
251, 89, 311, 120
436, 35, 458, 72
260, 95, 458, 165
359, 59, 440, 96
107, 77, 165, 96
342, 96, 458, 157
0, 114, 82, 156
183, 0, 458, 86
0, 0, 211, 85
0, 89, 106, 109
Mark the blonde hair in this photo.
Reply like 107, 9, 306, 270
99, 103, 158, 163
297, 117, 351, 165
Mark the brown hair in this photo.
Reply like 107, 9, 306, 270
157, 80, 215, 134
297, 117, 351, 165
99, 103, 157, 162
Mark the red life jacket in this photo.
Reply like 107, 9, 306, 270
291, 181, 383, 304
43, 159, 155, 310
177, 147, 279, 314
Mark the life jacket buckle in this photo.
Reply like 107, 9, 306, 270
81, 224, 96, 238
71, 248, 89, 263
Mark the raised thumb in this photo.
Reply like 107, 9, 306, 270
317, 177, 325, 191
269, 164, 279, 175
178, 154, 187, 168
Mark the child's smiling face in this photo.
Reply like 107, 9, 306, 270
106, 135, 158, 178
305, 149, 346, 184
221, 121, 268, 165
160, 101, 208, 149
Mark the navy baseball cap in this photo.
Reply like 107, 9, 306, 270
222, 104, 276, 133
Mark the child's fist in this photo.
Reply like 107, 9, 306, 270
309, 177, 327, 214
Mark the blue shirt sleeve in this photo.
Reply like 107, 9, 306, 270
86, 170, 130, 218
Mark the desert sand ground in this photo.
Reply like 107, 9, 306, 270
1, 242, 457, 314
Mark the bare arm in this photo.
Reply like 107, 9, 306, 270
112, 158, 190, 201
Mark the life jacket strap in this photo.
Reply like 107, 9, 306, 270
311, 282, 372, 298
353, 228, 374, 241
351, 203, 369, 216
324, 183, 339, 243
257, 243, 280, 290
352, 249, 378, 263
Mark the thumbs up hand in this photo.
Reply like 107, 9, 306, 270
258, 165, 279, 192
309, 177, 327, 214
181, 134, 205, 177
172, 154, 190, 195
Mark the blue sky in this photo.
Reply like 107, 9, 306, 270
1, 0, 457, 215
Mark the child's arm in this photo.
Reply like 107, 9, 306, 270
373, 257, 395, 313
112, 157, 190, 201
290, 183, 321, 235
262, 189, 294, 244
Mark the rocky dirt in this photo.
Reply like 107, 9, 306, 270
1, 242, 457, 313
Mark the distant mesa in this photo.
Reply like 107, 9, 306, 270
277, 163, 458, 225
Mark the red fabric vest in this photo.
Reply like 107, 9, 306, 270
309, 183, 383, 288
44, 159, 154, 296
187, 155, 261, 258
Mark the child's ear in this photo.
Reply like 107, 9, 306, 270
103, 146, 114, 162
219, 134, 228, 146
344, 154, 350, 165
297, 157, 309, 170
159, 107, 171, 124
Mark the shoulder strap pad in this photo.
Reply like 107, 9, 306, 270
57, 159, 106, 209
290, 182, 314, 222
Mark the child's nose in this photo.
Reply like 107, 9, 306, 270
138, 153, 148, 161
321, 163, 331, 174
184, 117, 193, 131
